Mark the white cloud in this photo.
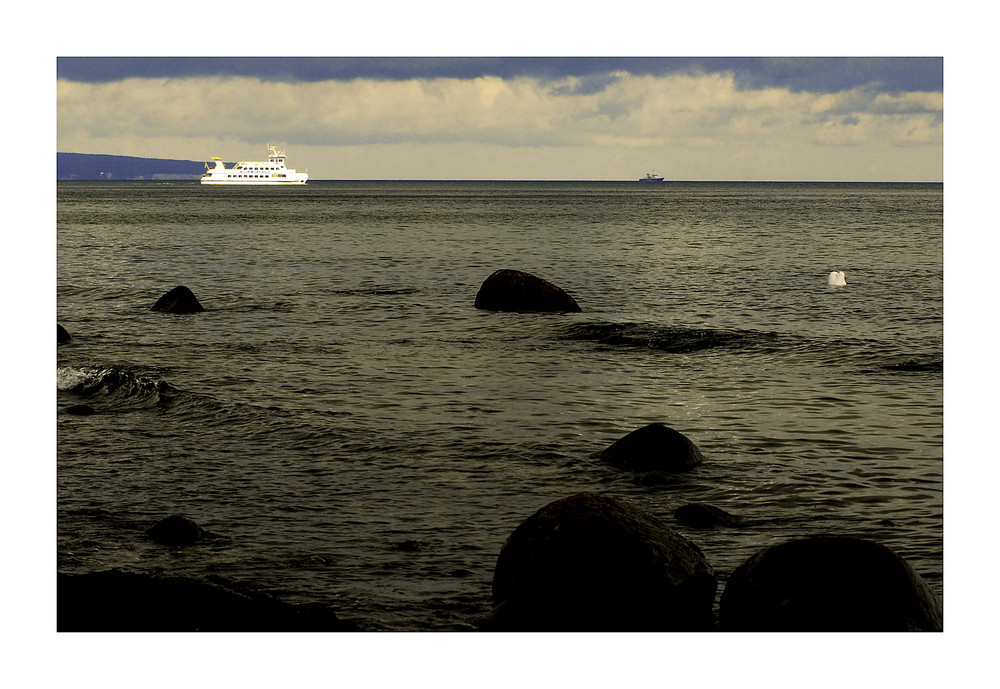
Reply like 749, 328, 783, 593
57, 71, 943, 181
813, 117, 869, 146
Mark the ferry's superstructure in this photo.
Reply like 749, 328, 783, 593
201, 145, 308, 185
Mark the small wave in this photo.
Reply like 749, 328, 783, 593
879, 356, 943, 373
235, 301, 298, 313
330, 287, 420, 297
559, 321, 782, 354
57, 367, 91, 391
58, 366, 178, 408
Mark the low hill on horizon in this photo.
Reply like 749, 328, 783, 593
58, 152, 221, 180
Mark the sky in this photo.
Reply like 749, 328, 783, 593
56, 55, 943, 181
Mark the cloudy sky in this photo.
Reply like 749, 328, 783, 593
57, 55, 942, 181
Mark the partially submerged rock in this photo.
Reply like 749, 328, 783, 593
474, 269, 582, 313
596, 423, 704, 472
394, 540, 424, 552
151, 285, 204, 313
489, 492, 716, 631
58, 324, 72, 344
719, 536, 942, 631
146, 514, 205, 546
675, 503, 740, 527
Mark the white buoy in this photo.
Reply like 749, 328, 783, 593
828, 271, 846, 286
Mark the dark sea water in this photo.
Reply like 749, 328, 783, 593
56, 180, 943, 631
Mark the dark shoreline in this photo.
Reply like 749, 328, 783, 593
58, 569, 360, 632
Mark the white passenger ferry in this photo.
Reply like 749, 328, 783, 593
201, 145, 308, 185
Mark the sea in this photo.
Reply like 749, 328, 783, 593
56, 180, 943, 631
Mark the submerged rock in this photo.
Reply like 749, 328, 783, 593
58, 324, 72, 344
719, 536, 942, 631
474, 269, 582, 313
394, 540, 424, 552
489, 492, 717, 631
151, 285, 204, 313
146, 514, 205, 546
675, 502, 740, 527
596, 423, 704, 472
57, 569, 358, 631
64, 404, 96, 416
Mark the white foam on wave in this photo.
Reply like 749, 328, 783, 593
828, 270, 846, 286
57, 366, 93, 391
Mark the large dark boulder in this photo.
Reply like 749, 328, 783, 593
58, 324, 72, 344
474, 269, 582, 313
596, 423, 704, 472
719, 536, 943, 631
151, 285, 204, 313
489, 493, 717, 631
146, 514, 205, 546
57, 569, 358, 631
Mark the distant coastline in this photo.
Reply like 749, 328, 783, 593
56, 154, 943, 184
57, 152, 214, 181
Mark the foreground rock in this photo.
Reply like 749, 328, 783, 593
146, 514, 205, 546
719, 536, 942, 631
489, 493, 717, 631
596, 423, 704, 472
58, 569, 358, 631
474, 269, 582, 313
151, 285, 204, 313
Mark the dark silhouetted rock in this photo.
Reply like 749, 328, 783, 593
489, 492, 717, 631
64, 404, 96, 416
474, 269, 582, 313
675, 503, 740, 527
57, 569, 358, 631
58, 324, 72, 344
146, 514, 205, 546
394, 539, 424, 552
596, 423, 704, 472
151, 285, 204, 313
719, 536, 943, 631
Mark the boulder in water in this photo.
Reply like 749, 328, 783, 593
146, 514, 205, 546
64, 404, 96, 416
489, 492, 717, 631
719, 536, 942, 631
474, 269, 582, 313
151, 285, 204, 313
58, 324, 72, 344
596, 423, 704, 472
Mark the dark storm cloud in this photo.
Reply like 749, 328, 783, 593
723, 57, 943, 94
56, 56, 942, 94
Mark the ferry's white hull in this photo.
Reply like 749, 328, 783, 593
200, 177, 307, 185
200, 146, 308, 185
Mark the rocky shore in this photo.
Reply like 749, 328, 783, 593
58, 423, 942, 632
58, 276, 942, 632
